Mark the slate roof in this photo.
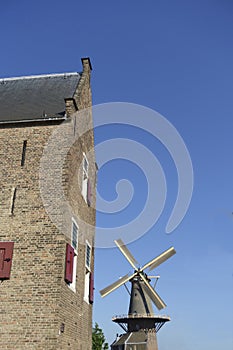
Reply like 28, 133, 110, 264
0, 72, 81, 123
112, 331, 147, 348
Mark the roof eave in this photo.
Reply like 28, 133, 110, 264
0, 116, 67, 125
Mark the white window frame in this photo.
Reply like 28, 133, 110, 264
68, 219, 79, 292
71, 219, 78, 251
84, 240, 92, 303
84, 270, 90, 303
85, 240, 91, 271
81, 153, 89, 203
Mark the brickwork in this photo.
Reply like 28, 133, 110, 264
0, 59, 96, 349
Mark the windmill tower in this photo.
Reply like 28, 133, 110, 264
100, 239, 176, 350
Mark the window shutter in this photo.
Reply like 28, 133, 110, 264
0, 242, 14, 280
87, 179, 91, 206
65, 243, 74, 283
82, 178, 88, 201
89, 272, 94, 304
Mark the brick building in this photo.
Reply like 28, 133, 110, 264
0, 58, 96, 349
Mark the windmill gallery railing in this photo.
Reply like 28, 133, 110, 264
112, 314, 170, 320
112, 314, 171, 333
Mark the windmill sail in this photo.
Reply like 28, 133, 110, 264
100, 272, 136, 297
142, 247, 176, 271
100, 239, 175, 311
114, 239, 138, 270
140, 273, 166, 310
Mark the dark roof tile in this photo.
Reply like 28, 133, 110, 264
0, 72, 81, 123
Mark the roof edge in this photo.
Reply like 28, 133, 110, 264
0, 72, 80, 82
0, 116, 67, 125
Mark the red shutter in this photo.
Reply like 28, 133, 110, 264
65, 243, 74, 283
87, 179, 91, 206
0, 242, 14, 280
89, 272, 94, 304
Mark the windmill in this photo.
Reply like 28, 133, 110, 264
100, 239, 176, 350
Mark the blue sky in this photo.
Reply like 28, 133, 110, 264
1, 1, 233, 349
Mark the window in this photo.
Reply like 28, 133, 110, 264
83, 155, 88, 177
81, 153, 89, 203
81, 153, 92, 206
89, 272, 94, 304
84, 241, 92, 303
85, 241, 91, 270
9, 187, 17, 215
21, 140, 27, 166
84, 271, 90, 302
66, 220, 79, 292
72, 221, 78, 251
69, 254, 77, 292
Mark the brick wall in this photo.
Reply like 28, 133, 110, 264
0, 59, 96, 349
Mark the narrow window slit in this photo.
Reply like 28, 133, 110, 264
21, 140, 27, 166
9, 187, 17, 215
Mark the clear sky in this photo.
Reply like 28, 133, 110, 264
1, 1, 233, 349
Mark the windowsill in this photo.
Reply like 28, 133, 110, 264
81, 193, 88, 204
68, 283, 76, 293
84, 297, 89, 304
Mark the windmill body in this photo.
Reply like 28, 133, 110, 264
128, 276, 153, 316
100, 239, 176, 350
